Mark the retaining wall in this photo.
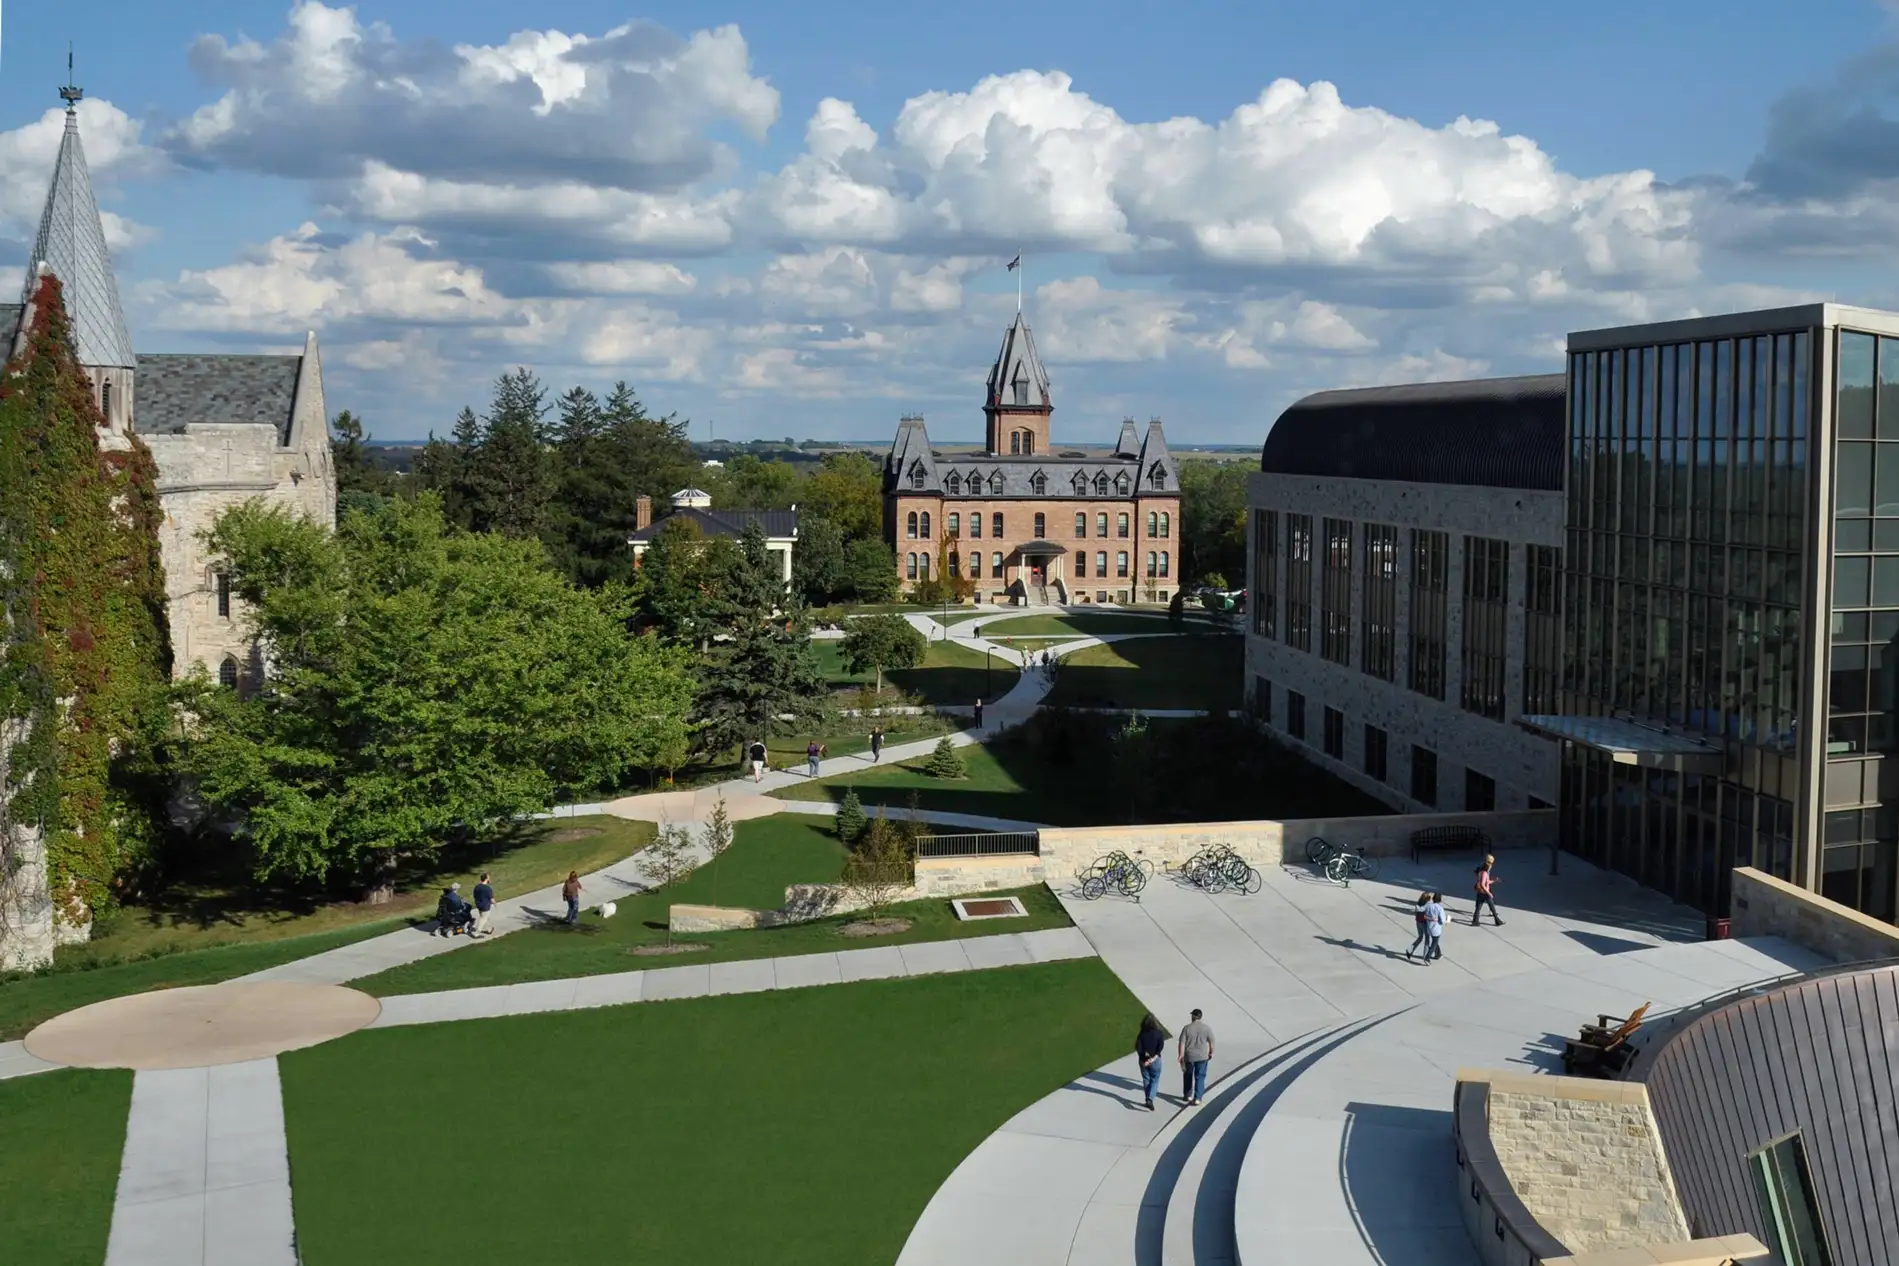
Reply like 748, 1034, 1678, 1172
1729, 865, 1899, 964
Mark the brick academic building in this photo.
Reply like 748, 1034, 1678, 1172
883, 312, 1182, 606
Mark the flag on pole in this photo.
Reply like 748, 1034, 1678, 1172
1006, 255, 1021, 271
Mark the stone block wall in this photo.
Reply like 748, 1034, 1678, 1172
1476, 1071, 1689, 1253
0, 817, 54, 972
912, 854, 1045, 895
1729, 865, 1899, 963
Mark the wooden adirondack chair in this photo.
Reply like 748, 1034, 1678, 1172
1561, 1002, 1651, 1078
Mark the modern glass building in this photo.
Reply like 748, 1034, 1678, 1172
1524, 304, 1899, 923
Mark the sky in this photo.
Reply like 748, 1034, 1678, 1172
3, 1, 1899, 444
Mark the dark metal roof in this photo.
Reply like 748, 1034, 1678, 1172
628, 507, 799, 543
1259, 373, 1566, 490
135, 354, 303, 444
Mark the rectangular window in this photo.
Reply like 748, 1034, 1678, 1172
1287, 514, 1315, 652
992, 512, 1004, 538
991, 552, 1004, 579
948, 513, 960, 537
1117, 551, 1130, 578
1524, 543, 1561, 714
1252, 510, 1279, 639
1117, 513, 1130, 538
1322, 706, 1344, 759
1097, 512, 1108, 537
1364, 725, 1387, 782
1159, 551, 1169, 578
1076, 552, 1088, 579
1034, 512, 1046, 538
970, 513, 982, 539
1461, 536, 1509, 720
1408, 530, 1447, 697
1361, 524, 1397, 681
1075, 512, 1086, 538
1749, 1132, 1834, 1266
217, 572, 232, 619
1411, 745, 1438, 807
1321, 517, 1353, 665
1287, 691, 1306, 742
1465, 768, 1496, 812
1253, 676, 1272, 723
1096, 551, 1107, 576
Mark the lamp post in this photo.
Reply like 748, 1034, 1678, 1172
985, 646, 992, 699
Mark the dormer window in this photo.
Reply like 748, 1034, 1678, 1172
1071, 472, 1087, 495
1149, 463, 1167, 489
989, 472, 1004, 495
1030, 472, 1047, 495
1093, 473, 1109, 495
1114, 473, 1130, 496
909, 462, 926, 490
1013, 366, 1029, 406
946, 472, 962, 495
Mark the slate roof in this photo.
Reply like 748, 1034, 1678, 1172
628, 507, 799, 544
1259, 373, 1567, 491
25, 105, 135, 368
986, 314, 1052, 410
135, 354, 304, 444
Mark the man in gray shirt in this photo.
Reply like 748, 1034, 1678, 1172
1178, 1008, 1215, 1105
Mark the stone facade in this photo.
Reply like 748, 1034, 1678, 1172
1245, 470, 1564, 814
1479, 1072, 1690, 1253
1729, 865, 1899, 962
0, 715, 54, 972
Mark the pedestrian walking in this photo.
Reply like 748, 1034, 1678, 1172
1177, 1008, 1215, 1105
561, 870, 583, 925
1423, 891, 1446, 962
806, 740, 825, 778
748, 738, 767, 782
974, 698, 985, 728
1404, 889, 1431, 960
1134, 1013, 1167, 1110
472, 872, 496, 938
1472, 855, 1504, 926
972, 623, 981, 639
869, 726, 884, 763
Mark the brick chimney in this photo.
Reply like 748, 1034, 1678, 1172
636, 494, 653, 532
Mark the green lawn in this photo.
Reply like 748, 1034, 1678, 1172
68, 815, 650, 969
282, 959, 1137, 1266
976, 612, 1219, 638
355, 816, 1068, 995
0, 1068, 132, 1265
886, 639, 1019, 705
1043, 635, 1243, 711
779, 713, 1390, 827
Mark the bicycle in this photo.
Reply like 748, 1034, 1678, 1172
1323, 849, 1380, 886
1078, 850, 1151, 900
1180, 844, 1260, 895
1305, 835, 1340, 866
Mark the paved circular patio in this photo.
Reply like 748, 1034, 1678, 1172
23, 981, 381, 1071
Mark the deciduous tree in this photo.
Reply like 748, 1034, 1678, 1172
840, 613, 926, 695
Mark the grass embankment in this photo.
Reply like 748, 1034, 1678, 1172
283, 959, 1138, 1265
1043, 634, 1243, 711
0, 1068, 132, 1265
778, 713, 1390, 827
355, 816, 1067, 996
0, 816, 651, 1039
977, 612, 1220, 638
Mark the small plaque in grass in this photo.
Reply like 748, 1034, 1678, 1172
951, 896, 1029, 921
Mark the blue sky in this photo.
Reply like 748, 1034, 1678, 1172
2, 0, 1896, 443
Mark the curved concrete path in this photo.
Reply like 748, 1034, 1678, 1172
894, 848, 1830, 1266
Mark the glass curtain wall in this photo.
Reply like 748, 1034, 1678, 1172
1287, 514, 1314, 653
1409, 530, 1448, 699
1461, 536, 1509, 720
1525, 544, 1563, 713
1321, 517, 1353, 664
1363, 524, 1398, 681
1824, 332, 1899, 920
1561, 331, 1809, 914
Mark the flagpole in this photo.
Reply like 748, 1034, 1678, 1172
1017, 251, 1023, 313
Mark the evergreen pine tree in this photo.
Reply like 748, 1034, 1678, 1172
471, 368, 553, 539
923, 737, 967, 779
691, 522, 825, 757
835, 787, 868, 846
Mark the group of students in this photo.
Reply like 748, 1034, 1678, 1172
1406, 854, 1505, 964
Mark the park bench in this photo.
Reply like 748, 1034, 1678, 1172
1560, 1002, 1650, 1078
1409, 824, 1490, 864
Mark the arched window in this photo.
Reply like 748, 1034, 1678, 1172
991, 552, 1005, 578
920, 511, 932, 540
1117, 513, 1130, 538
948, 513, 961, 537
1022, 432, 1035, 455
920, 552, 931, 579
1030, 472, 1047, 495
1160, 512, 1171, 539
1076, 552, 1089, 579
906, 511, 919, 539
989, 472, 1004, 495
1149, 463, 1167, 489
1147, 511, 1158, 537
991, 512, 1004, 538
1010, 432, 1021, 455
1117, 552, 1129, 578
946, 472, 961, 495
1159, 551, 1170, 578
906, 552, 918, 580
1093, 473, 1109, 495
1147, 551, 1158, 578
909, 463, 926, 490
1115, 473, 1130, 496
1096, 512, 1108, 537
949, 551, 960, 577
1074, 512, 1086, 538
216, 572, 232, 619
1033, 513, 1046, 538
1096, 551, 1107, 576
218, 658, 239, 690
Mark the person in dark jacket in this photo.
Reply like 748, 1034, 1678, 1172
471, 872, 496, 937
869, 726, 885, 763
435, 883, 470, 937
1134, 1013, 1167, 1110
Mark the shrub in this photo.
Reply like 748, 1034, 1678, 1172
835, 788, 867, 846
841, 814, 913, 916
922, 736, 967, 779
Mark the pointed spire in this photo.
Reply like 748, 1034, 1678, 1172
985, 312, 1051, 412
25, 79, 136, 369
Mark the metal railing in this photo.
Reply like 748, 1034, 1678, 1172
915, 831, 1040, 859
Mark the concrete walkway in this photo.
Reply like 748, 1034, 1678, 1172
894, 849, 1831, 1266
0, 1039, 60, 1081
367, 925, 1097, 1030
105, 1058, 297, 1266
